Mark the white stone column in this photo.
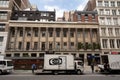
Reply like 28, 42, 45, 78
114, 39, 117, 49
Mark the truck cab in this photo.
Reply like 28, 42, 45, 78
0, 59, 14, 74
74, 60, 84, 74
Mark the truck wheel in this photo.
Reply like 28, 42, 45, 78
0, 70, 2, 75
77, 70, 82, 75
54, 71, 58, 75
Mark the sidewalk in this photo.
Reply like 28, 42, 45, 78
13, 67, 99, 75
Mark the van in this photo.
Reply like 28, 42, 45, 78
0, 59, 14, 74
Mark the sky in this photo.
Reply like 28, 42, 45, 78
29, 0, 89, 18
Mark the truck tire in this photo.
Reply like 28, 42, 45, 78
0, 70, 2, 75
77, 70, 82, 75
54, 71, 58, 75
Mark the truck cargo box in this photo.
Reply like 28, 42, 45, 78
44, 54, 74, 70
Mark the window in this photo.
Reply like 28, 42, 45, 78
78, 14, 81, 20
27, 30, 31, 36
26, 42, 30, 50
104, 1, 109, 7
0, 12, 7, 20
108, 28, 113, 36
23, 53, 29, 57
34, 42, 38, 50
117, 1, 120, 7
111, 1, 115, 7
49, 42, 52, 50
56, 31, 60, 37
99, 9, 104, 15
39, 53, 44, 57
19, 30, 23, 37
77, 31, 81, 37
70, 32, 74, 37
6, 54, 11, 57
98, 1, 102, 6
0, 24, 5, 28
49, 31, 53, 37
107, 18, 111, 25
105, 9, 110, 15
18, 42, 22, 50
0, 0, 9, 7
118, 10, 120, 15
117, 39, 120, 48
34, 29, 38, 37
56, 42, 60, 49
110, 39, 115, 48
63, 31, 67, 37
112, 10, 116, 15
71, 42, 74, 46
115, 28, 120, 36
99, 17, 105, 25
0, 36, 3, 46
113, 18, 118, 25
101, 28, 106, 36
42, 31, 46, 37
14, 53, 20, 57
85, 31, 88, 37
41, 42, 45, 50
31, 53, 37, 57
64, 42, 67, 46
18, 17, 27, 20
41, 13, 47, 16
102, 39, 108, 48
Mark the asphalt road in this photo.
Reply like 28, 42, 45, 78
0, 73, 120, 80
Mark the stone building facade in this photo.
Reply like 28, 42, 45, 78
5, 21, 100, 69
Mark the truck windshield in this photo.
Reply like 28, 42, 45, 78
7, 61, 13, 66
78, 62, 83, 66
0, 61, 6, 65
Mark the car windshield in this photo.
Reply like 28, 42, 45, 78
7, 61, 13, 66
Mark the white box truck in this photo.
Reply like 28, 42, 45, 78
98, 54, 120, 73
41, 54, 84, 75
0, 55, 14, 74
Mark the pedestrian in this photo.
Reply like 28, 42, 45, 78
91, 63, 94, 73
31, 64, 36, 74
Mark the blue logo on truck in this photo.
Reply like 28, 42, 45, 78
49, 58, 62, 65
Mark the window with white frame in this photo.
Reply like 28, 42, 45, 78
107, 18, 111, 25
115, 28, 120, 36
99, 17, 105, 25
104, 1, 109, 7
0, 36, 4, 46
118, 10, 120, 15
105, 9, 110, 15
99, 9, 104, 15
111, 1, 115, 7
112, 10, 116, 15
113, 18, 118, 25
98, 1, 102, 6
110, 39, 115, 48
117, 1, 120, 7
101, 28, 106, 36
0, 0, 9, 7
0, 24, 5, 28
108, 28, 113, 36
117, 39, 120, 48
0, 12, 7, 20
102, 39, 108, 48
56, 42, 60, 49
